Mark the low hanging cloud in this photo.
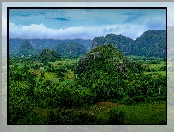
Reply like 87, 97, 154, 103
9, 22, 149, 40
9, 22, 91, 39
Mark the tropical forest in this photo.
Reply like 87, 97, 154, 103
9, 30, 167, 124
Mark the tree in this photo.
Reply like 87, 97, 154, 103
40, 48, 60, 63
75, 44, 136, 102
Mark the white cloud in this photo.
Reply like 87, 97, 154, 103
9, 22, 88, 39
3, 2, 173, 38
9, 21, 148, 40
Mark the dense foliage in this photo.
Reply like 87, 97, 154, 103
8, 32, 167, 124
19, 39, 37, 56
134, 30, 166, 58
75, 44, 166, 104
39, 48, 60, 63
8, 49, 166, 124
92, 30, 166, 58
54, 42, 86, 59
9, 38, 92, 55
93, 34, 134, 55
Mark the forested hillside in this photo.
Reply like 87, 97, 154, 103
54, 42, 86, 59
134, 30, 166, 58
9, 44, 166, 125
19, 39, 37, 56
9, 30, 166, 58
9, 38, 92, 55
92, 34, 135, 55
39, 48, 61, 63
92, 30, 166, 58
8, 30, 167, 125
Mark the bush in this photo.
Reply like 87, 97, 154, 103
48, 108, 97, 125
108, 108, 125, 124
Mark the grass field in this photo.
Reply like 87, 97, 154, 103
32, 101, 166, 125
144, 71, 166, 76
148, 63, 165, 69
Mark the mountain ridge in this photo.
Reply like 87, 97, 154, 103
9, 30, 166, 58
92, 30, 166, 58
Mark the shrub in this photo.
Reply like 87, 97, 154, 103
108, 108, 125, 124
48, 108, 97, 125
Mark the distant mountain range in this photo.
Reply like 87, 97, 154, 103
92, 30, 166, 58
9, 38, 92, 55
8, 30, 166, 58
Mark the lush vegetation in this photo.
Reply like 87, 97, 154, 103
9, 30, 166, 58
93, 30, 166, 58
39, 48, 61, 63
9, 42, 166, 124
54, 42, 86, 59
8, 30, 166, 124
19, 39, 37, 56
93, 34, 134, 55
134, 30, 166, 58
9, 38, 92, 55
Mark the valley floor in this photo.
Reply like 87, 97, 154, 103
8, 56, 167, 124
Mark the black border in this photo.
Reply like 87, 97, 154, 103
7, 7, 167, 125
7, 7, 9, 125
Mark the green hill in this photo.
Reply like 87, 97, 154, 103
75, 44, 144, 102
40, 48, 60, 63
54, 42, 86, 58
75, 43, 166, 104
92, 34, 134, 55
134, 30, 166, 58
19, 39, 36, 56
92, 30, 166, 58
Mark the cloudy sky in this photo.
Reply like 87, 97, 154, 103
2, 2, 174, 40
